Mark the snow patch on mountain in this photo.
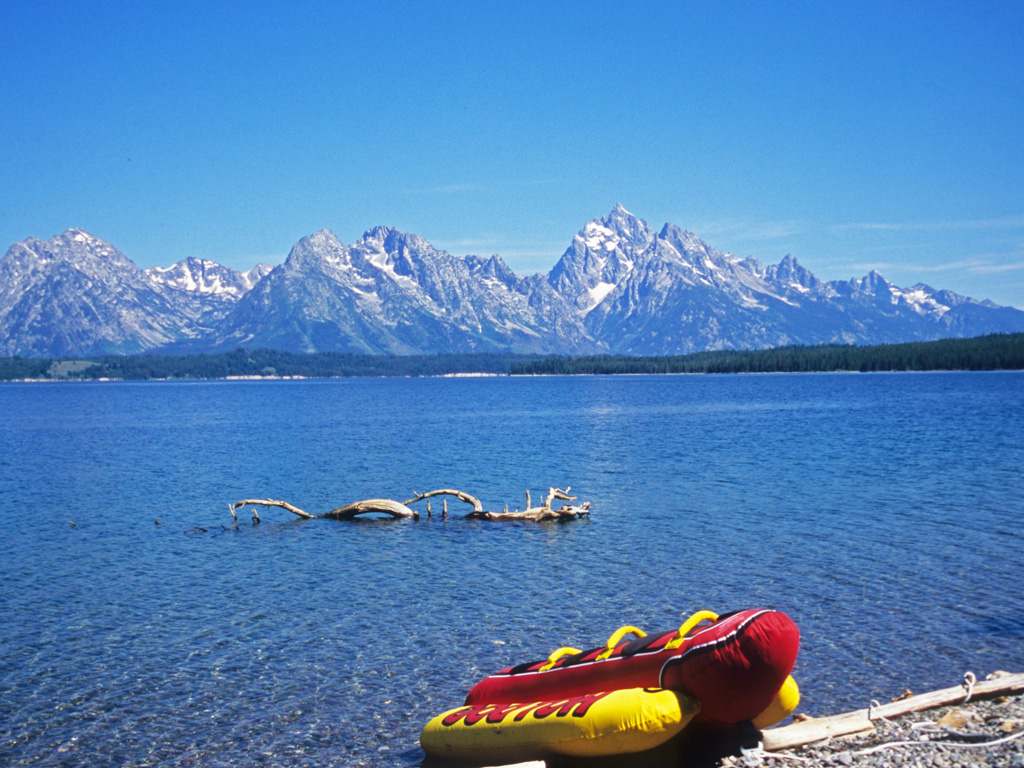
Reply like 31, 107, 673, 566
3, 210, 1024, 358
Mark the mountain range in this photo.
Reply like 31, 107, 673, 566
3, 205, 1023, 358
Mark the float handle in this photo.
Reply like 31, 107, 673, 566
539, 646, 582, 671
665, 610, 719, 650
595, 625, 647, 661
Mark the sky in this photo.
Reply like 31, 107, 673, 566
2, 1, 1023, 307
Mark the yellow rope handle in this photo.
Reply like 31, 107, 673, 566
665, 610, 719, 650
539, 646, 582, 671
595, 625, 647, 661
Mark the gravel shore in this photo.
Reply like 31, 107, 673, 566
744, 693, 1024, 768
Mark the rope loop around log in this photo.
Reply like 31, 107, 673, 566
963, 671, 977, 703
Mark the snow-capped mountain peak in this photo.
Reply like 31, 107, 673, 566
2, 211, 1024, 358
550, 205, 658, 311
575, 203, 655, 254
146, 257, 269, 299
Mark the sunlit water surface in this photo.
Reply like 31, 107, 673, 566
1, 373, 1022, 766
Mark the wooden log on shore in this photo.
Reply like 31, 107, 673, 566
763, 672, 1024, 751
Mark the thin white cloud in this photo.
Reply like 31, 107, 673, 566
970, 260, 1024, 274
833, 215, 1024, 233
686, 218, 806, 243
911, 258, 991, 273
844, 255, 1024, 277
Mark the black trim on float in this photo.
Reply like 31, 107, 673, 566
508, 658, 547, 675
488, 611, 763, 680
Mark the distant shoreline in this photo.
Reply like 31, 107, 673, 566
1, 333, 1021, 382
11, 370, 1024, 385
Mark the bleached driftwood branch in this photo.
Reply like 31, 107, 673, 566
230, 486, 590, 523
544, 486, 575, 508
230, 497, 417, 521
466, 487, 591, 522
323, 499, 418, 519
229, 498, 315, 521
403, 489, 484, 514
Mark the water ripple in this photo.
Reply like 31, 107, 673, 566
1, 373, 1022, 766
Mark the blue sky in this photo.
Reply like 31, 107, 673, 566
3, 1, 1023, 306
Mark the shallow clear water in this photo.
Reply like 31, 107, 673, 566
1, 372, 1022, 767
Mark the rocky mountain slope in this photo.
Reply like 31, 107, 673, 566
198, 227, 590, 355
2, 208, 1022, 358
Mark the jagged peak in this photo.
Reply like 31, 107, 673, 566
471, 253, 516, 283
359, 226, 437, 256
284, 229, 345, 268
574, 204, 654, 255
304, 228, 339, 243
37, 228, 136, 269
601, 203, 652, 239
864, 269, 892, 286
608, 202, 634, 219
769, 254, 806, 275
246, 263, 274, 279
49, 228, 120, 253
290, 228, 345, 251
361, 225, 398, 242
658, 222, 713, 252
659, 221, 695, 238
58, 227, 104, 243
849, 269, 897, 296
148, 256, 221, 273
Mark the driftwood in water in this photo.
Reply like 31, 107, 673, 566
404, 488, 484, 514
229, 498, 315, 521
230, 486, 590, 523
763, 671, 1024, 751
466, 487, 591, 521
323, 499, 419, 519
230, 497, 417, 521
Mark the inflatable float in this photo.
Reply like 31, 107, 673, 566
421, 609, 800, 764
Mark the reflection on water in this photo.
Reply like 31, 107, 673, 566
1, 372, 1022, 766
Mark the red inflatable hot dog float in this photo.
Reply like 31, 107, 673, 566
421, 608, 801, 763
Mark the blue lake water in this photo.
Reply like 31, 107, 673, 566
1, 372, 1022, 767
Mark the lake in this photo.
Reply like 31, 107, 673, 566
1, 372, 1022, 767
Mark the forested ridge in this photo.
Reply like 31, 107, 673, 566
1, 334, 1021, 381
0, 349, 531, 381
510, 333, 1024, 375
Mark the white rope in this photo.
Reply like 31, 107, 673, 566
962, 671, 976, 703
853, 727, 1024, 756
868, 698, 896, 725
726, 750, 810, 766
851, 671, 1015, 758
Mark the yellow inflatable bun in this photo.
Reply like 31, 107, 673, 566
420, 687, 701, 764
752, 675, 800, 729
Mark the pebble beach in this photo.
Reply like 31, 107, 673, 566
751, 692, 1024, 768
